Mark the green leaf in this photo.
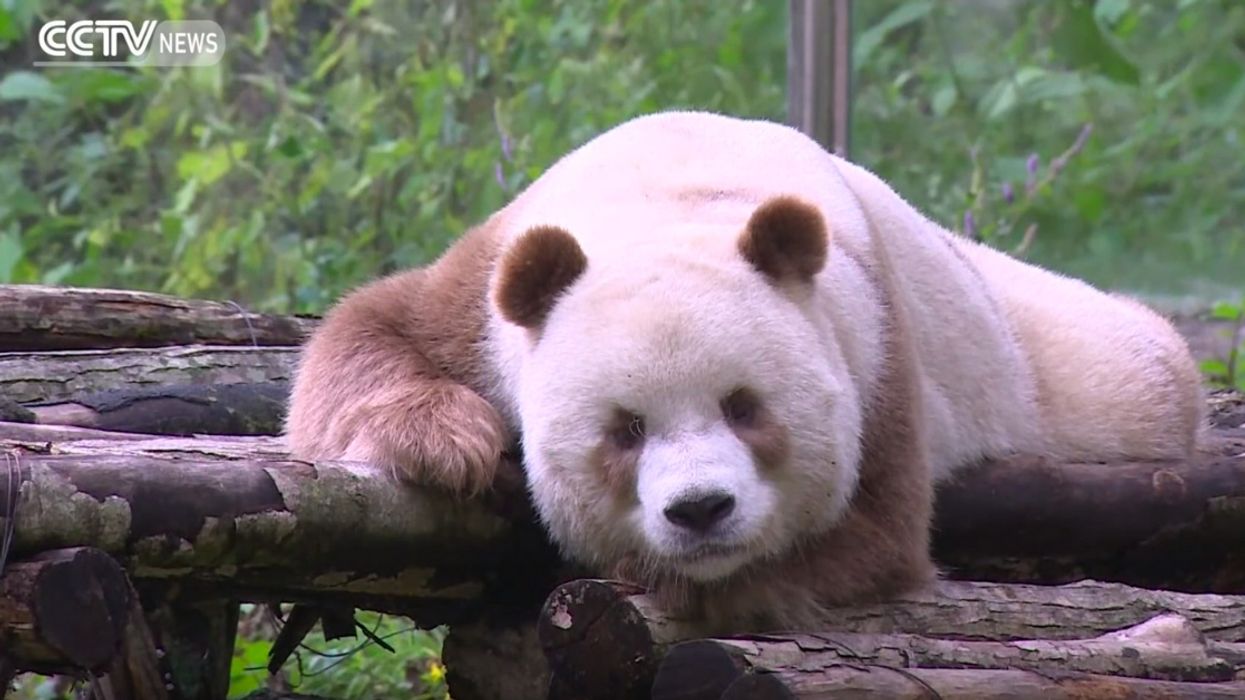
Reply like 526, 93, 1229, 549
161, 0, 186, 20
229, 637, 272, 698
1093, 0, 1130, 26
0, 8, 19, 44
177, 142, 248, 185
980, 81, 1018, 121
854, 0, 934, 65
0, 230, 21, 282
1210, 301, 1244, 321
0, 0, 36, 45
55, 70, 150, 103
1051, 0, 1140, 85
931, 84, 957, 116
0, 71, 64, 104
1073, 186, 1107, 223
1200, 358, 1228, 377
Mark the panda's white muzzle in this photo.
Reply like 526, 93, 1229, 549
636, 427, 777, 581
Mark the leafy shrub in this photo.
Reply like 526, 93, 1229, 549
2, 1, 1239, 315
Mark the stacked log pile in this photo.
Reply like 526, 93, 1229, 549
1, 284, 1243, 700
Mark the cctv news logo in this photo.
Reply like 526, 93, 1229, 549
36, 19, 225, 67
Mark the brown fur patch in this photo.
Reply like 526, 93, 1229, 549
722, 388, 789, 470
285, 219, 512, 496
591, 408, 645, 499
494, 225, 588, 329
737, 196, 829, 284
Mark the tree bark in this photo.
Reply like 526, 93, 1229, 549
1, 346, 297, 405
932, 425, 1245, 593
0, 284, 316, 351
650, 614, 1245, 699
541, 578, 1245, 700
0, 431, 568, 623
28, 382, 289, 436
706, 664, 1245, 699
0, 547, 132, 674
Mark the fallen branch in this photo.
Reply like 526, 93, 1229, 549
0, 284, 316, 351
1, 346, 297, 404
540, 578, 1245, 699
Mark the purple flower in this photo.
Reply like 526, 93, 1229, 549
1002, 182, 1015, 204
963, 210, 976, 238
1026, 153, 1040, 176
494, 162, 505, 189
500, 132, 513, 161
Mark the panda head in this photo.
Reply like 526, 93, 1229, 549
493, 196, 862, 583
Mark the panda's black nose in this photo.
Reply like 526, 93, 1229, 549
664, 492, 736, 532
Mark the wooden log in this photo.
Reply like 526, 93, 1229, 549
706, 664, 1245, 699
0, 416, 1238, 599
539, 581, 661, 700
443, 614, 553, 700
0, 398, 33, 424
0, 422, 171, 443
541, 578, 1245, 699
0, 405, 1239, 621
0, 547, 132, 674
29, 382, 289, 436
0, 345, 297, 404
0, 284, 316, 351
92, 580, 170, 700
650, 614, 1245, 699
0, 432, 568, 621
932, 425, 1245, 592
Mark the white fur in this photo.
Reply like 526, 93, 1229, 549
479, 111, 1201, 581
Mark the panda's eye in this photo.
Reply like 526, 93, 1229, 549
721, 388, 760, 427
609, 410, 646, 451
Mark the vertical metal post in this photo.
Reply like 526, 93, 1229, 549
787, 0, 852, 158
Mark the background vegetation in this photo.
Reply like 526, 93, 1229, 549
1, 0, 1242, 697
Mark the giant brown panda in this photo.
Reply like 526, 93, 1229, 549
286, 111, 1203, 630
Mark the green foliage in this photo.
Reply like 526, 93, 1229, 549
2, 0, 1240, 314
228, 610, 448, 699
852, 0, 1244, 304
1, 0, 785, 313
1200, 298, 1245, 390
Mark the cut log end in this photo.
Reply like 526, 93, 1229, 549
538, 579, 662, 700
650, 640, 744, 700
0, 547, 131, 673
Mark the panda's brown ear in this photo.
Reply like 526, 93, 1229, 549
737, 196, 829, 284
494, 225, 588, 329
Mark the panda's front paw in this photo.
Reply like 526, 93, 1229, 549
342, 380, 509, 496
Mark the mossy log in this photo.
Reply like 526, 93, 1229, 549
0, 284, 316, 351
0, 430, 566, 623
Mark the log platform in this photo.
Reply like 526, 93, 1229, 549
2, 283, 1244, 700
